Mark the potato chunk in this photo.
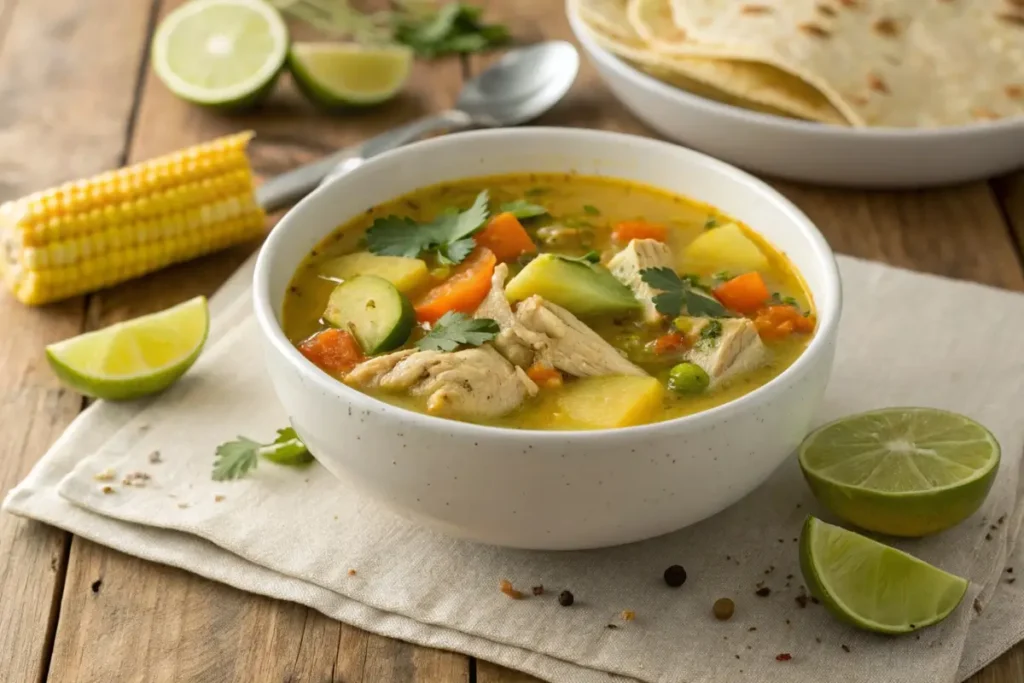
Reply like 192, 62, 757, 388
318, 252, 429, 293
557, 376, 664, 429
683, 223, 769, 274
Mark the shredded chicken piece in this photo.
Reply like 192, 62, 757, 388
608, 238, 674, 323
473, 263, 534, 367
679, 316, 768, 385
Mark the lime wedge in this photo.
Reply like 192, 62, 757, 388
151, 0, 289, 109
288, 42, 413, 108
799, 408, 999, 537
800, 516, 968, 634
46, 297, 209, 401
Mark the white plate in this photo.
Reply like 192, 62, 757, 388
567, 3, 1024, 189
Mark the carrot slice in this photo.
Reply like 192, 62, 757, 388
526, 362, 563, 389
753, 305, 816, 340
298, 329, 365, 376
414, 247, 497, 324
653, 331, 689, 354
612, 221, 668, 243
712, 272, 770, 314
474, 212, 537, 262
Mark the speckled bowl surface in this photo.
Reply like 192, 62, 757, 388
253, 128, 841, 550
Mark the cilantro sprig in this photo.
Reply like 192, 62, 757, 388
416, 312, 499, 352
499, 198, 547, 219
640, 267, 730, 318
366, 190, 489, 265
212, 427, 313, 482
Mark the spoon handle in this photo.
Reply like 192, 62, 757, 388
256, 109, 476, 212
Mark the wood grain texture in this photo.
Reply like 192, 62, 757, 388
45, 2, 471, 681
0, 0, 155, 681
994, 172, 1024, 253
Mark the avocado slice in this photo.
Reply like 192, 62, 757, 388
505, 254, 640, 317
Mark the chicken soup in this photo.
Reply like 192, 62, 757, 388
282, 173, 815, 430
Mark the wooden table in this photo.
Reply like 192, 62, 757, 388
1, 1, 1022, 681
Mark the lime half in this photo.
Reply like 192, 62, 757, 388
288, 42, 413, 108
152, 0, 289, 109
800, 516, 968, 634
799, 408, 999, 537
46, 296, 209, 401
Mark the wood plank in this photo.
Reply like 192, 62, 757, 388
48, 2, 471, 681
994, 172, 1024, 254
0, 1, 156, 681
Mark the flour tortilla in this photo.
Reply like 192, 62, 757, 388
574, 0, 851, 125
669, 0, 1024, 127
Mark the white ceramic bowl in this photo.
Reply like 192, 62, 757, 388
253, 128, 841, 550
567, 6, 1024, 189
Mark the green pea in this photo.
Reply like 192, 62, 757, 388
668, 362, 710, 394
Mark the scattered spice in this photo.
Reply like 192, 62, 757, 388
815, 637, 822, 644
798, 22, 830, 37
817, 3, 837, 17
1009, 578, 1017, 584
91, 579, 102, 593
868, 73, 890, 94
532, 585, 545, 596
986, 532, 994, 541
148, 450, 163, 464
177, 502, 189, 509
776, 653, 792, 662
998, 514, 1008, 524
795, 594, 809, 608
873, 17, 899, 36
606, 624, 619, 630
622, 610, 636, 622
786, 574, 794, 580
740, 4, 772, 14
755, 587, 772, 597
122, 471, 151, 487
348, 569, 357, 576
841, 644, 851, 653
785, 619, 791, 625
214, 494, 226, 503
991, 524, 999, 531
810, 596, 820, 605
558, 590, 575, 607
500, 580, 525, 600
93, 469, 116, 482
748, 626, 757, 631
1009, 568, 1015, 573
664, 564, 687, 587
713, 598, 735, 620
101, 485, 115, 495
974, 598, 984, 614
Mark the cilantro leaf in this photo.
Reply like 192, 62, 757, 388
583, 204, 600, 215
395, 3, 510, 57
699, 319, 723, 343
363, 216, 428, 258
416, 312, 499, 351
212, 437, 261, 482
500, 199, 548, 219
556, 251, 601, 265
212, 427, 311, 481
365, 191, 489, 265
641, 267, 730, 318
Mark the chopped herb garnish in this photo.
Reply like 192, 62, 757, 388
768, 292, 802, 309
366, 190, 489, 265
712, 270, 733, 282
640, 267, 730, 318
583, 204, 600, 215
416, 312, 499, 351
556, 251, 601, 265
699, 319, 723, 344
703, 215, 719, 230
213, 427, 312, 481
499, 198, 547, 219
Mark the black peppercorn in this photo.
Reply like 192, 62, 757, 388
558, 590, 574, 606
663, 564, 687, 587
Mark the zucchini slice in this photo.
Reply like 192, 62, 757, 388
323, 275, 414, 354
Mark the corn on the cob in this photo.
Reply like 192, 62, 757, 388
0, 131, 265, 305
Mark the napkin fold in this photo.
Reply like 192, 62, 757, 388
6, 254, 1024, 683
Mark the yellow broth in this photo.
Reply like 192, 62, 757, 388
283, 173, 814, 430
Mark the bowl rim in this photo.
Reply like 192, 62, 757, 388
566, 3, 1024, 140
253, 127, 842, 442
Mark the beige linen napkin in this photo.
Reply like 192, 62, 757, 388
5, 254, 1024, 683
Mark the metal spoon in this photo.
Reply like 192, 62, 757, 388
256, 41, 580, 211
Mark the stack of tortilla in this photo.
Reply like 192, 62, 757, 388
572, 0, 1024, 127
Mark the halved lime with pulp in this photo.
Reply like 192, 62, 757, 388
288, 42, 413, 108
800, 516, 968, 634
799, 407, 999, 537
46, 296, 209, 401
152, 0, 289, 109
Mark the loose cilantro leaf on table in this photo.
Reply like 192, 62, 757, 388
366, 190, 489, 265
395, 2, 510, 57
499, 199, 548, 219
416, 312, 499, 351
640, 267, 730, 318
212, 427, 312, 481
